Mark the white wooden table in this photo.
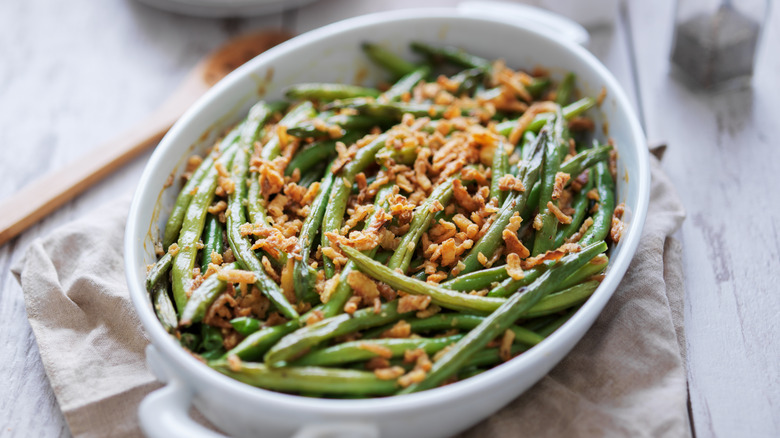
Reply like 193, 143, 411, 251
1, 0, 778, 436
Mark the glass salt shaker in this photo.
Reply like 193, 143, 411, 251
671, 0, 769, 89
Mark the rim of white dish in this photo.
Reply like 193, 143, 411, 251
126, 7, 650, 414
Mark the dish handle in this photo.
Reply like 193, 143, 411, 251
140, 345, 222, 438
139, 345, 380, 438
456, 1, 590, 47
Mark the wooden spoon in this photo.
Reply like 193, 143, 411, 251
0, 30, 291, 247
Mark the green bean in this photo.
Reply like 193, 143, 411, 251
171, 146, 238, 313
241, 102, 288, 226
294, 161, 336, 302
495, 121, 521, 137
520, 180, 541, 222
225, 319, 299, 360
361, 42, 418, 78
200, 214, 223, 273
486, 262, 551, 298
387, 175, 457, 273
440, 265, 510, 291
210, 361, 398, 397
452, 68, 486, 96
363, 312, 545, 345
246, 178, 269, 226
342, 245, 505, 314
579, 161, 615, 246
410, 41, 492, 70
495, 97, 596, 138
230, 316, 262, 336
285, 83, 381, 101
457, 367, 485, 380
489, 253, 607, 299
383, 65, 430, 101
555, 72, 576, 106
201, 324, 224, 353
552, 103, 570, 157
321, 134, 387, 277
538, 306, 579, 337
408, 256, 426, 272
298, 162, 327, 187
285, 132, 361, 177
510, 133, 535, 177
286, 122, 332, 140
521, 280, 600, 319
151, 277, 177, 333
221, 267, 332, 356
180, 332, 200, 351
375, 141, 418, 166
561, 96, 596, 119
320, 184, 395, 317
463, 344, 527, 368
324, 99, 450, 120
559, 145, 612, 178
301, 267, 321, 304
246, 176, 269, 228
412, 270, 428, 282
260, 101, 316, 162
374, 251, 392, 265
163, 128, 240, 247
489, 141, 509, 205
241, 101, 286, 149
200, 349, 225, 360
146, 251, 173, 291
424, 314, 541, 345
264, 301, 411, 367
352, 174, 378, 194
179, 262, 240, 326
398, 241, 607, 393
294, 335, 464, 367
475, 86, 502, 102
226, 145, 299, 320
521, 131, 538, 160
521, 315, 559, 332
555, 176, 594, 247
457, 132, 546, 276
526, 77, 551, 98
286, 116, 380, 139
532, 116, 565, 255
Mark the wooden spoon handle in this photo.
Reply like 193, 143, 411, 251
0, 108, 179, 246
0, 61, 211, 247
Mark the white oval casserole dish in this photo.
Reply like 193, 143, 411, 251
125, 7, 650, 438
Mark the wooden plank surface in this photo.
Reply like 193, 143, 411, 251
626, 0, 780, 436
1, 0, 777, 436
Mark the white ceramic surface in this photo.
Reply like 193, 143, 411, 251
125, 6, 649, 438
134, 0, 321, 17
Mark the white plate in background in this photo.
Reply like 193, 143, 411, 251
134, 0, 321, 17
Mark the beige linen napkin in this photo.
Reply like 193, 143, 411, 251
12, 153, 689, 438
